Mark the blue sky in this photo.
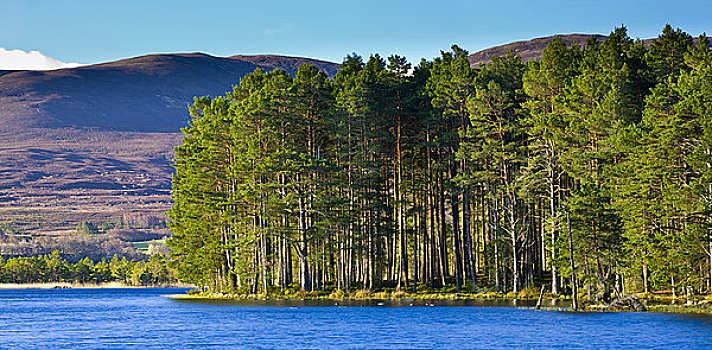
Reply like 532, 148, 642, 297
2, 0, 710, 65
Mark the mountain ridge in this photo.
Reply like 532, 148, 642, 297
0, 53, 339, 133
468, 34, 605, 66
468, 33, 710, 66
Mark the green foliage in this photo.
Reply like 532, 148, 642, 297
167, 25, 712, 298
76, 222, 99, 235
0, 252, 176, 285
99, 222, 116, 231
646, 24, 693, 83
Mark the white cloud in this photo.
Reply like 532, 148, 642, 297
0, 48, 83, 71
264, 23, 296, 36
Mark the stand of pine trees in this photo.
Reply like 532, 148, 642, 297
168, 25, 712, 298
0, 252, 177, 286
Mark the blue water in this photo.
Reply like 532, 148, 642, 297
1, 288, 711, 349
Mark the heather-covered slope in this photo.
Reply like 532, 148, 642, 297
0, 53, 338, 133
468, 33, 709, 66
468, 34, 605, 66
0, 54, 339, 238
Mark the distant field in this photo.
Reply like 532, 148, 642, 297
133, 238, 168, 253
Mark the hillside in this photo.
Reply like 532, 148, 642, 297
0, 53, 338, 133
468, 34, 605, 66
468, 33, 710, 67
0, 54, 339, 242
231, 55, 341, 77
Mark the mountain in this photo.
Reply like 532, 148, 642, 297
230, 55, 340, 77
468, 33, 710, 67
468, 34, 605, 66
0, 53, 338, 133
0, 54, 339, 238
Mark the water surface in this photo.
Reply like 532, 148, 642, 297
1, 288, 711, 349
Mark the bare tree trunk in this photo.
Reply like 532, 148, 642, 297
298, 194, 311, 292
450, 163, 462, 292
567, 212, 578, 311
368, 210, 375, 290
492, 197, 501, 292
535, 284, 546, 310
642, 261, 649, 293
438, 173, 448, 285
550, 163, 559, 295
709, 241, 712, 293
507, 195, 520, 293
463, 186, 477, 289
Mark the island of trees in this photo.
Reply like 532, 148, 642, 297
168, 25, 712, 302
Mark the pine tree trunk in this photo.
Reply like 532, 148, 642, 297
568, 212, 578, 311
508, 195, 520, 293
550, 163, 559, 295
463, 186, 477, 288
492, 197, 501, 292
642, 261, 649, 293
298, 194, 311, 292
438, 172, 448, 284
709, 241, 712, 293
450, 163, 462, 292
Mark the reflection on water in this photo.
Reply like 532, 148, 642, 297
0, 288, 710, 349
176, 297, 570, 308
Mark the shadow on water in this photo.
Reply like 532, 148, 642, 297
173, 297, 572, 308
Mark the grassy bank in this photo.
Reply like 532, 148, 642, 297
166, 287, 562, 302
165, 288, 712, 314
585, 302, 712, 314
585, 291, 712, 314
645, 303, 712, 313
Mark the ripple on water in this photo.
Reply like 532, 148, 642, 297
0, 288, 711, 349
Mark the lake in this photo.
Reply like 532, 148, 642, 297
1, 288, 711, 349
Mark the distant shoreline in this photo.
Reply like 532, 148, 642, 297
0, 282, 193, 289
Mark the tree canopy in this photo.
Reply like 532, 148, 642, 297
168, 25, 712, 300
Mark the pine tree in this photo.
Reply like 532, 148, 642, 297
464, 51, 527, 292
646, 24, 693, 83
522, 38, 581, 294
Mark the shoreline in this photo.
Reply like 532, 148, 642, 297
0, 282, 193, 289
165, 292, 542, 301
165, 293, 568, 309
165, 291, 712, 314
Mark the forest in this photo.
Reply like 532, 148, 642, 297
0, 251, 177, 286
168, 25, 712, 301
